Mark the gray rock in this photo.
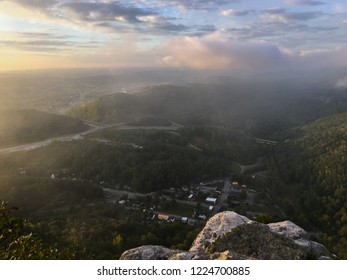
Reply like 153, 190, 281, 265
119, 245, 193, 260
190, 211, 250, 253
120, 211, 333, 260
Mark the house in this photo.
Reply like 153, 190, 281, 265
205, 197, 217, 204
231, 182, 242, 194
181, 217, 188, 223
158, 214, 170, 221
188, 194, 194, 200
198, 214, 207, 220
209, 206, 214, 211
200, 185, 217, 194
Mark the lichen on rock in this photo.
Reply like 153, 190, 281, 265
120, 211, 333, 260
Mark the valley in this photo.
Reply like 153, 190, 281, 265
1, 68, 347, 259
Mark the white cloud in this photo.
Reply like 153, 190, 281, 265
261, 8, 323, 24
157, 32, 291, 69
221, 9, 253, 17
169, 0, 232, 10
295, 45, 347, 70
335, 76, 347, 89
157, 31, 347, 71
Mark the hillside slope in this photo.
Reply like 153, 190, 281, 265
68, 82, 339, 138
273, 112, 347, 258
0, 110, 88, 147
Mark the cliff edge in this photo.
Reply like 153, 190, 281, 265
120, 211, 333, 260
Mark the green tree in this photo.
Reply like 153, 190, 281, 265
0, 201, 60, 259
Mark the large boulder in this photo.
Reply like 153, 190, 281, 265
120, 211, 333, 260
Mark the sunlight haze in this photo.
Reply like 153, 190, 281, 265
0, 0, 346, 71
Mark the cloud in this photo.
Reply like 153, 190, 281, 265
190, 25, 218, 36
196, 25, 217, 32
0, 39, 72, 53
2, 1, 155, 24
169, 0, 233, 10
3, 1, 188, 35
157, 32, 347, 71
93, 22, 139, 34
60, 1, 153, 24
335, 76, 347, 89
3, 0, 57, 9
0, 30, 102, 53
221, 9, 254, 17
285, 0, 325, 6
296, 45, 347, 70
157, 32, 291, 69
261, 8, 323, 24
138, 15, 189, 32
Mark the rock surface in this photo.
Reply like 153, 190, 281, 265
120, 211, 333, 260
120, 245, 193, 260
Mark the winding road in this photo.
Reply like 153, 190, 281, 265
0, 121, 184, 154
232, 156, 265, 174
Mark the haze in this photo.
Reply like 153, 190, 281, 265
1, 0, 347, 261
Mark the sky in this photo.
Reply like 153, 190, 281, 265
0, 0, 346, 71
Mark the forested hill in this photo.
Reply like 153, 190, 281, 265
68, 82, 340, 139
0, 110, 88, 147
273, 112, 347, 258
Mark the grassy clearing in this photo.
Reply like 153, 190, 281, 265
164, 202, 194, 217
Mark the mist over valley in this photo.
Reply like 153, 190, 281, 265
0, 67, 347, 259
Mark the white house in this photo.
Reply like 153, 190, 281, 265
205, 197, 217, 204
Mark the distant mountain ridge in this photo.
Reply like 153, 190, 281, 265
68, 82, 340, 138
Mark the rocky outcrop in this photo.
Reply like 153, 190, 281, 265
119, 245, 193, 260
120, 211, 333, 260
189, 211, 250, 253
